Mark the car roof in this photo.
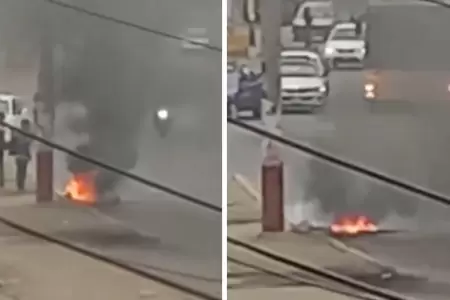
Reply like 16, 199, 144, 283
334, 22, 356, 30
303, 1, 333, 7
0, 93, 16, 102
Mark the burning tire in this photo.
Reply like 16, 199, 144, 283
62, 171, 121, 206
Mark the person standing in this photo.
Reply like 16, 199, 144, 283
14, 119, 32, 191
303, 7, 313, 48
0, 112, 5, 187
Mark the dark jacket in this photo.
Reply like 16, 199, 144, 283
13, 135, 31, 160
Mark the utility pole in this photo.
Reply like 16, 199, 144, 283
35, 5, 55, 203
260, 0, 282, 117
259, 0, 285, 232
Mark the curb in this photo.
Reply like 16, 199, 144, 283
231, 173, 398, 277
228, 236, 413, 300
328, 238, 396, 277
231, 173, 260, 203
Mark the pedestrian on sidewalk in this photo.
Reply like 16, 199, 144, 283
14, 119, 32, 191
0, 112, 5, 187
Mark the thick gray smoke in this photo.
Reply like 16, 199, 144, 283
0, 0, 42, 69
0, 1, 148, 195
58, 3, 150, 195
302, 141, 419, 224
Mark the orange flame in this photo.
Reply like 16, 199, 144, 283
330, 215, 378, 235
64, 172, 97, 204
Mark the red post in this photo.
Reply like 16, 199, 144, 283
261, 142, 284, 232
36, 149, 53, 202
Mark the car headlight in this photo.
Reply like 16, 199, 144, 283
324, 47, 334, 55
364, 83, 375, 92
319, 85, 327, 93
156, 108, 169, 120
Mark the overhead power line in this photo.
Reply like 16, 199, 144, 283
44, 0, 222, 52
5, 121, 221, 213
228, 117, 450, 208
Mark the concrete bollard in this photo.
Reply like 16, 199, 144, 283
36, 149, 53, 202
261, 142, 284, 232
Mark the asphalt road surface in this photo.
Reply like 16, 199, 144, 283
229, 1, 450, 298
0, 0, 222, 297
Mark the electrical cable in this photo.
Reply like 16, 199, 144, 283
228, 237, 411, 300
44, 0, 222, 52
228, 256, 382, 300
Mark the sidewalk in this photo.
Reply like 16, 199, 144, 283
0, 183, 219, 298
0, 155, 36, 197
227, 178, 400, 300
0, 221, 199, 300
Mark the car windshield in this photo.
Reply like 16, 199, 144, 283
331, 28, 360, 40
280, 63, 319, 76
309, 4, 334, 18
0, 100, 8, 115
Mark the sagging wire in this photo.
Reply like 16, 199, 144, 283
44, 0, 222, 52
117, 257, 222, 283
228, 117, 450, 208
228, 237, 411, 300
3, 121, 221, 213
78, 206, 221, 283
228, 256, 381, 300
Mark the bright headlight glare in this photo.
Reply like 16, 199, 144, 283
319, 85, 327, 93
324, 47, 334, 55
157, 109, 168, 120
365, 83, 375, 92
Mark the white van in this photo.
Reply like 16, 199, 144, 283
292, 1, 335, 43
0, 92, 31, 143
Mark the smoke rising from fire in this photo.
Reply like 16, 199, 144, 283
0, 0, 150, 195
58, 5, 150, 195
302, 149, 419, 224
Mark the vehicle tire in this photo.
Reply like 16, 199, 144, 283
324, 84, 330, 98
330, 59, 337, 69
253, 107, 262, 120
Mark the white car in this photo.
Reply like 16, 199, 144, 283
281, 49, 329, 76
0, 92, 31, 143
182, 28, 209, 49
292, 1, 335, 42
323, 22, 368, 68
280, 61, 329, 113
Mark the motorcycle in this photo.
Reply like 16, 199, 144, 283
153, 107, 172, 137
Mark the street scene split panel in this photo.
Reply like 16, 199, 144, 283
0, 0, 222, 299
228, 0, 450, 299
